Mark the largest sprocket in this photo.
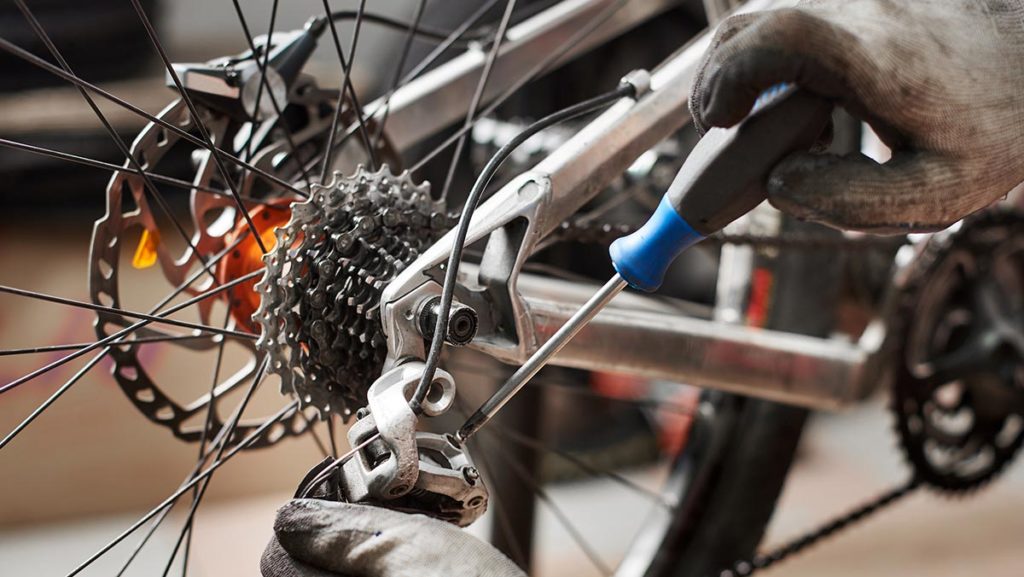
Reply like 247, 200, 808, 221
254, 166, 450, 418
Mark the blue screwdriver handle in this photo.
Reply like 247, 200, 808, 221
610, 86, 833, 292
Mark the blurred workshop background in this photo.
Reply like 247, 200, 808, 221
0, 1, 1021, 576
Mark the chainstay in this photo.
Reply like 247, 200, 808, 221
712, 477, 921, 577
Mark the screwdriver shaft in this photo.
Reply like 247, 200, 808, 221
457, 273, 628, 442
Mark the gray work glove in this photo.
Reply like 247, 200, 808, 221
690, 0, 1024, 233
261, 499, 525, 577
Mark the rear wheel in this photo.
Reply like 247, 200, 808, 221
0, 2, 848, 576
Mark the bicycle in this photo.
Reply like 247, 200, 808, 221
0, 0, 1021, 575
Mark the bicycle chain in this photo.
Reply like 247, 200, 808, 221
703, 212, 1023, 577
557, 214, 926, 577
713, 478, 922, 577
254, 162, 958, 573
552, 218, 909, 251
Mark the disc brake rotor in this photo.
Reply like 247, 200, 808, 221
89, 70, 397, 448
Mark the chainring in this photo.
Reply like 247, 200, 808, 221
889, 209, 1024, 492
254, 165, 452, 418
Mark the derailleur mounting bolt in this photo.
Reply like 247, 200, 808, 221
417, 296, 479, 347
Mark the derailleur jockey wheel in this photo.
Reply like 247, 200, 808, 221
891, 209, 1024, 492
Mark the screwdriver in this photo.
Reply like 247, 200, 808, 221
456, 85, 833, 442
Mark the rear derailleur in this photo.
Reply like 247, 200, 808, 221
295, 362, 488, 527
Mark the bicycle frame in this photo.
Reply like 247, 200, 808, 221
369, 0, 882, 411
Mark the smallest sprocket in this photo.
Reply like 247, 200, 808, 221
891, 209, 1024, 493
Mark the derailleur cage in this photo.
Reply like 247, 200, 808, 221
321, 362, 488, 527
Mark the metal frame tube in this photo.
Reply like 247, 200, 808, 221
520, 276, 872, 410
376, 0, 876, 412
377, 0, 679, 152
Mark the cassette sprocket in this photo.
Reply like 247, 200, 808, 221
254, 165, 451, 418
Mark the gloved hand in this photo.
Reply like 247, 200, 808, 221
690, 0, 1024, 233
261, 499, 526, 577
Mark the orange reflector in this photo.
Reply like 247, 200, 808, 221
132, 228, 160, 269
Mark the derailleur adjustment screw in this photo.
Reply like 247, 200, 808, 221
462, 466, 480, 485
417, 296, 479, 347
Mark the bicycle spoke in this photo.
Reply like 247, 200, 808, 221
319, 0, 378, 173
66, 399, 301, 577
489, 424, 676, 510
0, 268, 262, 396
410, 0, 631, 173
0, 334, 219, 357
327, 0, 503, 156
1, 241, 254, 444
157, 357, 271, 577
178, 305, 233, 576
0, 138, 286, 204
372, 0, 428, 146
0, 285, 256, 340
481, 428, 612, 576
116, 397, 245, 577
319, 0, 367, 184
437, 0, 517, 202
129, 0, 271, 254
0, 38, 309, 200
0, 350, 108, 450
239, 0, 280, 160
14, 0, 220, 282
116, 500, 180, 577
230, 0, 314, 190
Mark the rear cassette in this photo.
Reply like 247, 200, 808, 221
254, 166, 452, 418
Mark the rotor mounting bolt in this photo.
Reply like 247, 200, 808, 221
417, 296, 479, 347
